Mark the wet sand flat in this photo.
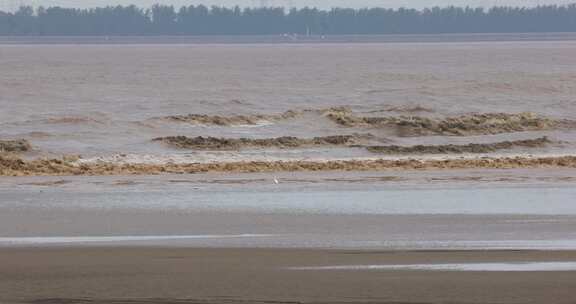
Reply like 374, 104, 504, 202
1, 247, 576, 304
1, 170, 575, 250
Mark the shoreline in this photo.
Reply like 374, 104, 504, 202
2, 33, 576, 45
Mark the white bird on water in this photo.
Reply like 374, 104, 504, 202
273, 177, 279, 184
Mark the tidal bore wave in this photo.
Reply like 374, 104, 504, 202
153, 134, 375, 150
2, 153, 576, 176
323, 109, 575, 136
366, 137, 554, 154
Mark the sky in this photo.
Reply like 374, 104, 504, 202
3, 0, 576, 11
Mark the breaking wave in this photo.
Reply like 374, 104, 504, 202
366, 137, 553, 154
323, 109, 572, 136
0, 139, 32, 153
2, 153, 576, 176
153, 134, 374, 150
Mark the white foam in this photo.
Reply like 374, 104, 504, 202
0, 234, 273, 246
289, 262, 576, 272
74, 152, 576, 166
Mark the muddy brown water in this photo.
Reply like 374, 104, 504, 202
1, 37, 576, 304
1, 41, 576, 162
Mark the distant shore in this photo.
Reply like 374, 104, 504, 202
2, 32, 576, 45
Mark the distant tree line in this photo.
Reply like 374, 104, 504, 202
1, 4, 576, 35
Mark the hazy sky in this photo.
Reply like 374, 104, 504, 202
4, 0, 576, 10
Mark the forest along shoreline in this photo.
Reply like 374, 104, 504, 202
2, 107, 576, 176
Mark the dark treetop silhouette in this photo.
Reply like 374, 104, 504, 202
1, 4, 576, 35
